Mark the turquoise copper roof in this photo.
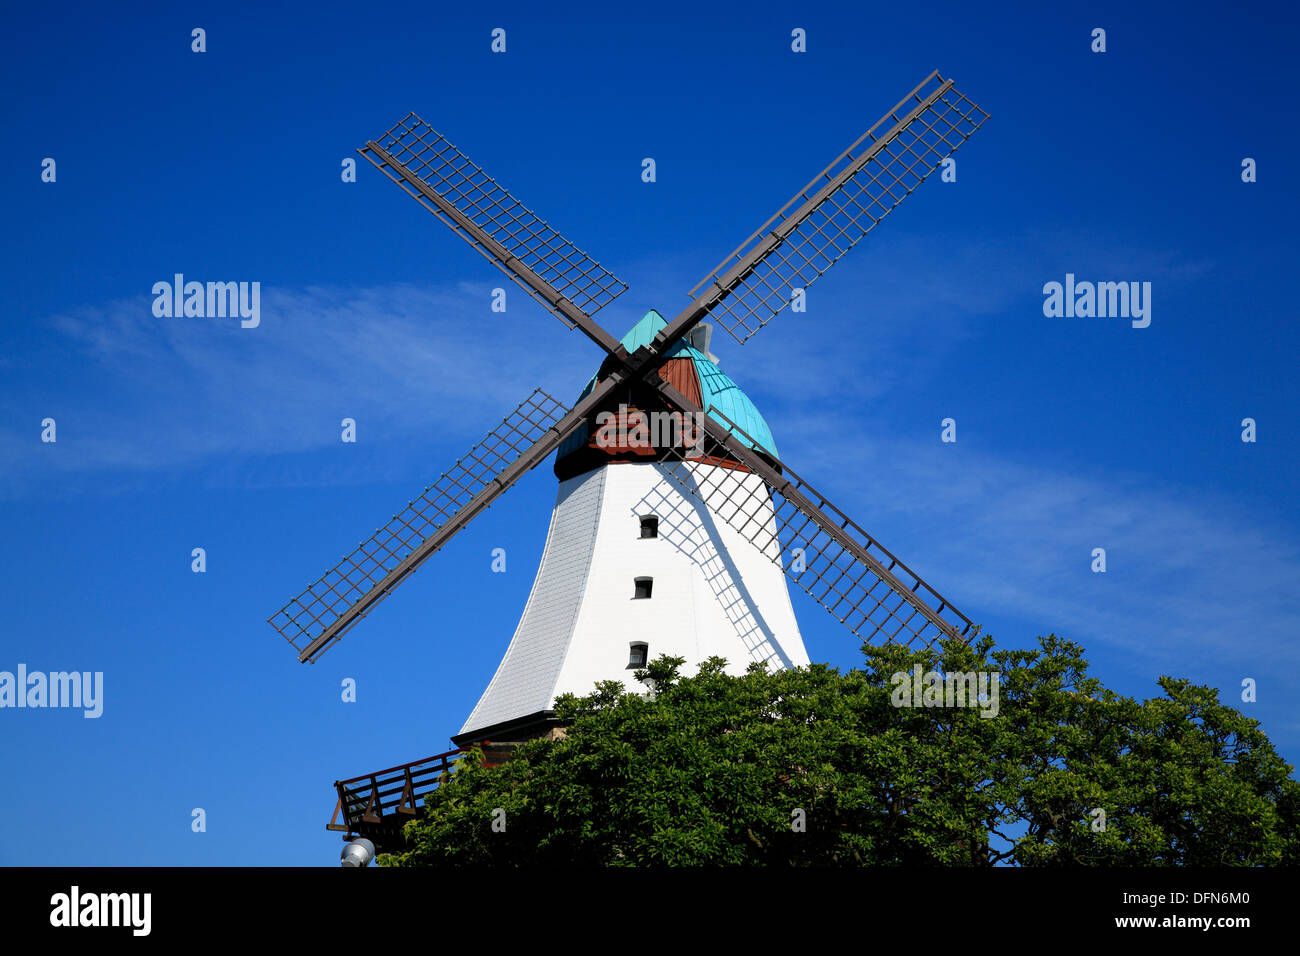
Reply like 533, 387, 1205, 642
556, 310, 779, 461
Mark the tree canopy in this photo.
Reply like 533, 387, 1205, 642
385, 634, 1300, 866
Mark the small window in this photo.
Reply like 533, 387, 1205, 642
639, 515, 659, 539
633, 576, 653, 599
628, 642, 649, 669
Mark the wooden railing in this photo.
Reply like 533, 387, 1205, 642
327, 747, 468, 844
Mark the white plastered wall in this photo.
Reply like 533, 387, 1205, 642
460, 461, 808, 737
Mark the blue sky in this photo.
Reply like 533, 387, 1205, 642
1, 0, 1298, 865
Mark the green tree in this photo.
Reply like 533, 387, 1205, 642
385, 635, 1300, 866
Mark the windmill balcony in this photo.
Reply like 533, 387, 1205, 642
327, 747, 467, 850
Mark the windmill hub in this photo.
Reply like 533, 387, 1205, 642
553, 310, 780, 482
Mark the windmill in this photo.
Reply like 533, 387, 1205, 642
270, 70, 988, 852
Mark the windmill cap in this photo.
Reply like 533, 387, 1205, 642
556, 310, 778, 463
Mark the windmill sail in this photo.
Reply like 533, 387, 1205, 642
683, 70, 988, 346
270, 389, 573, 662
359, 113, 627, 348
651, 407, 974, 649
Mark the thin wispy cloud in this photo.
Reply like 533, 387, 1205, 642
769, 407, 1300, 676
8, 249, 1296, 684
690, 231, 1293, 678
1, 282, 597, 496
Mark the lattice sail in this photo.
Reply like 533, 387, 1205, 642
360, 113, 627, 325
687, 71, 988, 344
653, 411, 974, 649
269, 389, 570, 660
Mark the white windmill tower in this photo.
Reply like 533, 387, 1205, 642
269, 70, 988, 851
456, 309, 810, 750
